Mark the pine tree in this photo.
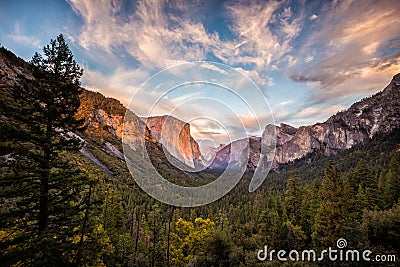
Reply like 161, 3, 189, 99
346, 159, 377, 210
284, 176, 303, 225
312, 162, 354, 248
0, 34, 88, 265
383, 153, 400, 208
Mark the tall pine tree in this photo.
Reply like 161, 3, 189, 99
0, 34, 88, 266
312, 162, 354, 248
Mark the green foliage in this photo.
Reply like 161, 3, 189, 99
171, 217, 215, 266
284, 177, 303, 225
312, 162, 354, 248
362, 202, 400, 253
383, 153, 400, 208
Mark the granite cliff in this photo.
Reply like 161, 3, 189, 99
145, 115, 202, 168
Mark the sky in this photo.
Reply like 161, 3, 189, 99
1, 0, 400, 146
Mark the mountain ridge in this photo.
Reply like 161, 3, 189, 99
212, 73, 400, 170
1, 46, 399, 172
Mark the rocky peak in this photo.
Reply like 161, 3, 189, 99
145, 115, 202, 168
279, 123, 298, 135
392, 73, 400, 84
276, 123, 298, 146
210, 136, 262, 171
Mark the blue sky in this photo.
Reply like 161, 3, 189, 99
1, 0, 399, 145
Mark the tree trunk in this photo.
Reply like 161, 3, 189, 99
166, 207, 174, 266
75, 183, 93, 265
38, 137, 51, 234
38, 173, 49, 234
134, 210, 140, 253
151, 207, 156, 267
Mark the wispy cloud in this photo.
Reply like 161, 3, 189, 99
290, 0, 400, 104
68, 0, 220, 69
81, 65, 149, 106
224, 1, 302, 71
67, 0, 301, 87
7, 22, 41, 48
274, 104, 346, 126
200, 62, 227, 75
190, 118, 228, 144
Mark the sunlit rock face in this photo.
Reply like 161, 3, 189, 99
145, 115, 202, 168
90, 108, 124, 138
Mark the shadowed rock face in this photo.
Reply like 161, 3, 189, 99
208, 136, 261, 171
145, 115, 201, 168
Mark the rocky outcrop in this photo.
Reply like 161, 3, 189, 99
145, 115, 202, 168
190, 136, 202, 160
78, 89, 150, 154
92, 108, 124, 138
0, 47, 33, 87
79, 96, 203, 164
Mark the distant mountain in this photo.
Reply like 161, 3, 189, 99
212, 73, 400, 170
200, 144, 225, 166
84, 73, 400, 172
209, 136, 262, 171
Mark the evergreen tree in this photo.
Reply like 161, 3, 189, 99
312, 162, 354, 248
383, 153, 400, 208
0, 34, 87, 265
195, 230, 234, 267
284, 176, 303, 225
346, 159, 377, 210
